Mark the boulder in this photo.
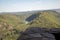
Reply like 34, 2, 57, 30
17, 27, 60, 40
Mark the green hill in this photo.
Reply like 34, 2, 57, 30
29, 10, 60, 28
0, 14, 30, 40
0, 10, 60, 40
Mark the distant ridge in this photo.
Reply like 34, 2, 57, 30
0, 9, 60, 14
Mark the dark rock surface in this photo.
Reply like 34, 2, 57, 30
17, 27, 60, 40
0, 35, 2, 40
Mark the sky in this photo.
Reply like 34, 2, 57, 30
0, 0, 60, 12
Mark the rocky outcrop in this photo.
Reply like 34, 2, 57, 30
17, 27, 60, 40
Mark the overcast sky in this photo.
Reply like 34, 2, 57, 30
0, 0, 60, 12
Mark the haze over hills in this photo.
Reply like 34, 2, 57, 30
54, 9, 60, 13
0, 9, 60, 40
0, 9, 60, 13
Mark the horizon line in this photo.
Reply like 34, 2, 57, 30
0, 8, 60, 13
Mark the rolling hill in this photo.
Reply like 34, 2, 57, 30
0, 9, 60, 40
28, 10, 60, 28
0, 14, 31, 40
